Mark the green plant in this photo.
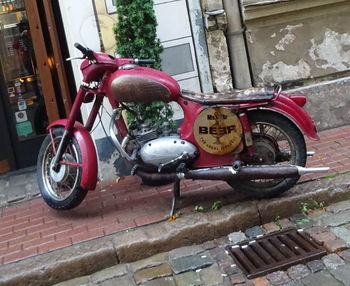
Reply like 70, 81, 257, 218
274, 215, 281, 230
295, 218, 311, 225
211, 200, 222, 210
321, 171, 350, 180
114, 0, 174, 127
310, 199, 325, 210
194, 205, 204, 212
300, 201, 310, 215
300, 199, 325, 216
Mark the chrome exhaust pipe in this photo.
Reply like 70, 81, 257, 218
179, 165, 329, 181
296, 166, 330, 175
280, 150, 315, 157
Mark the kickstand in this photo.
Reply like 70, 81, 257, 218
170, 176, 180, 217
169, 163, 186, 217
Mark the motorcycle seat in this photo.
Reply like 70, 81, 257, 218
181, 87, 275, 105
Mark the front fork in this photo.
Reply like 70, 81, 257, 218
51, 87, 87, 171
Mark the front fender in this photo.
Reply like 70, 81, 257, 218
250, 94, 319, 140
48, 120, 98, 190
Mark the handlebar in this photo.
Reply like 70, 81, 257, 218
74, 43, 89, 54
134, 59, 156, 65
74, 42, 94, 60
74, 42, 156, 65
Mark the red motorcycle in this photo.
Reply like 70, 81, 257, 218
37, 43, 328, 214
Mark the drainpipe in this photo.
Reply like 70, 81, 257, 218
222, 0, 252, 88
91, 0, 105, 52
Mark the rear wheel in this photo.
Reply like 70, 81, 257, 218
227, 112, 307, 198
37, 128, 87, 209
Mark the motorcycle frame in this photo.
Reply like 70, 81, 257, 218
48, 53, 319, 191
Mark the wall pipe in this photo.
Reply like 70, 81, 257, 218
222, 0, 252, 88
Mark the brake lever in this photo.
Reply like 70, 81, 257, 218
66, 56, 84, 61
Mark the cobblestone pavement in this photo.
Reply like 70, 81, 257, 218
54, 199, 350, 286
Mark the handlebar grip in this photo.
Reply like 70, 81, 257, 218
74, 42, 88, 55
134, 59, 156, 65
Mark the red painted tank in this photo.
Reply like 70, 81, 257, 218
109, 66, 181, 103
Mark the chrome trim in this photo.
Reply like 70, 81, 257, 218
66, 56, 83, 61
229, 167, 238, 175
81, 81, 90, 88
119, 64, 138, 70
307, 151, 315, 157
296, 166, 330, 175
177, 173, 186, 180
275, 84, 282, 96
109, 109, 135, 161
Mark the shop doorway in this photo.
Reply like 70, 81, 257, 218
0, 0, 48, 170
0, 0, 74, 174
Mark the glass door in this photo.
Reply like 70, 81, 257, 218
0, 0, 48, 169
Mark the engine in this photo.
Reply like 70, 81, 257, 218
129, 122, 198, 170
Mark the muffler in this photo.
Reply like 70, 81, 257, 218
178, 165, 330, 181
135, 164, 329, 217
135, 164, 329, 182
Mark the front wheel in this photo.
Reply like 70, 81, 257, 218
227, 111, 307, 198
37, 128, 87, 210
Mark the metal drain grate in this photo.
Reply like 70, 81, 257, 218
226, 227, 326, 279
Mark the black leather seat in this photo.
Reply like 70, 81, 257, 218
181, 87, 275, 105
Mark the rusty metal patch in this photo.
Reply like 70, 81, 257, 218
111, 75, 171, 103
226, 228, 326, 279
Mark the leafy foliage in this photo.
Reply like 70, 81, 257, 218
114, 0, 174, 126
211, 200, 222, 210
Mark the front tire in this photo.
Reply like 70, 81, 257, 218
37, 128, 87, 210
227, 111, 307, 198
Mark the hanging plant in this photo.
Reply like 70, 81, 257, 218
114, 0, 174, 128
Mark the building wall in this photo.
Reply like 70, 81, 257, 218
94, 0, 118, 56
199, 0, 350, 131
241, 0, 350, 130
243, 0, 350, 86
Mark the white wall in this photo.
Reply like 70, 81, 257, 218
59, 0, 113, 141
58, 0, 100, 87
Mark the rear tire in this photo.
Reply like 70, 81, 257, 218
227, 111, 307, 198
37, 128, 87, 210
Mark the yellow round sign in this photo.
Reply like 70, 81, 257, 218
194, 107, 242, 155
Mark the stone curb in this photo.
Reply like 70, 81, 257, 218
1, 173, 350, 286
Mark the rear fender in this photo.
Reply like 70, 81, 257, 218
248, 93, 319, 140
48, 120, 98, 190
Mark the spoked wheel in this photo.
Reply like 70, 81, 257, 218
227, 111, 307, 198
37, 128, 87, 210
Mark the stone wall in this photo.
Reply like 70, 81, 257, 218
290, 76, 350, 131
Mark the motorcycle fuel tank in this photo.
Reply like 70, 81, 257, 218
109, 66, 181, 103
140, 136, 198, 167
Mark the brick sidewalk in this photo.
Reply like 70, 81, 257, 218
1, 125, 350, 265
